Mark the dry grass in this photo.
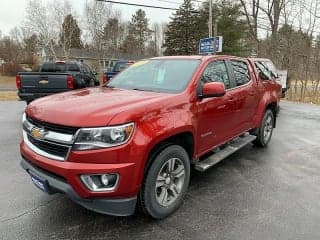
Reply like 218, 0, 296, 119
0, 91, 19, 101
0, 76, 16, 88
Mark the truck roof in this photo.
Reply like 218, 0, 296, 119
248, 57, 273, 62
151, 55, 244, 61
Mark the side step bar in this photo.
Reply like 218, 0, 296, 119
194, 134, 256, 172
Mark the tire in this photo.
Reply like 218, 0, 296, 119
140, 145, 190, 219
253, 109, 274, 147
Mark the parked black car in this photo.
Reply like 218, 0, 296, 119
16, 61, 100, 104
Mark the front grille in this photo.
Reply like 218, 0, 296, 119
27, 116, 78, 135
27, 134, 70, 159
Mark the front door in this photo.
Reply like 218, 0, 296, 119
196, 60, 238, 155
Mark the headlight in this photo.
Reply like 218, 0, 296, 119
73, 123, 134, 150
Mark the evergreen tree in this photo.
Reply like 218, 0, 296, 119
59, 14, 83, 50
163, 0, 199, 55
125, 9, 150, 55
103, 18, 123, 53
196, 0, 250, 56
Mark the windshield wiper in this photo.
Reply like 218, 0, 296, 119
104, 85, 115, 88
132, 88, 156, 92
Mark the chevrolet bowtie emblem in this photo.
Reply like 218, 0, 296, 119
30, 127, 46, 140
39, 80, 49, 84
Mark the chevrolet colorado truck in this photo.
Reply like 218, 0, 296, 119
17, 61, 100, 104
20, 55, 281, 219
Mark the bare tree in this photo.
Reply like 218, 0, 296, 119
239, 0, 260, 41
24, 0, 57, 58
51, 0, 74, 58
84, 0, 113, 55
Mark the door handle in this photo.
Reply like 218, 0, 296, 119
248, 91, 255, 96
227, 96, 234, 102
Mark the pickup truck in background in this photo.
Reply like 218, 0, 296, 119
102, 60, 134, 84
17, 61, 100, 104
277, 70, 289, 97
20, 55, 281, 219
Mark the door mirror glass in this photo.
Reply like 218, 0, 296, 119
201, 82, 226, 98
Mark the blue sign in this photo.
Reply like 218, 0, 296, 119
199, 36, 223, 54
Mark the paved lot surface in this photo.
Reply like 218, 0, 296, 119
0, 101, 320, 240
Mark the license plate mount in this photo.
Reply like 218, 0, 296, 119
29, 171, 49, 193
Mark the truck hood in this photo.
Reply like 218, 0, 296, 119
26, 87, 171, 127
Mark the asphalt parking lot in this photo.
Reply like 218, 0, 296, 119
0, 100, 320, 240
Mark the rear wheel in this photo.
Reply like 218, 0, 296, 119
140, 145, 190, 219
253, 109, 274, 147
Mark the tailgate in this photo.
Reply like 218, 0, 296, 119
20, 73, 69, 93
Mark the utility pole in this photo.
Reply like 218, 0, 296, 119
208, 0, 212, 38
213, 20, 217, 55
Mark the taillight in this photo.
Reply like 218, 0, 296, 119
103, 73, 108, 84
67, 75, 74, 89
16, 75, 22, 89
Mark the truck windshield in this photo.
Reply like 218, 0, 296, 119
107, 59, 200, 93
41, 63, 80, 72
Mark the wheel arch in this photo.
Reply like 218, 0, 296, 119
146, 131, 195, 166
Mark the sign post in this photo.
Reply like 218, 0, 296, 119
199, 36, 223, 55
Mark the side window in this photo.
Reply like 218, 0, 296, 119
201, 61, 231, 89
84, 64, 91, 74
230, 60, 250, 86
264, 61, 278, 78
255, 61, 272, 80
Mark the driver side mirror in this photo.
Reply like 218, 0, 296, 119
201, 82, 226, 98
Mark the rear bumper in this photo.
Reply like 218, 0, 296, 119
20, 157, 137, 216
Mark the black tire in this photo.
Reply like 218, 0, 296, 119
253, 109, 274, 147
140, 145, 190, 219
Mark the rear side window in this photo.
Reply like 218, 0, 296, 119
255, 61, 273, 80
200, 61, 231, 89
83, 64, 91, 73
230, 60, 250, 86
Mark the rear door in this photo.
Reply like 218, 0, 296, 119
254, 60, 282, 100
227, 59, 259, 132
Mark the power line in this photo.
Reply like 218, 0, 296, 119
154, 0, 181, 5
96, 0, 199, 13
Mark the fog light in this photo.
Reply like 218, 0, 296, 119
80, 173, 119, 192
101, 174, 109, 186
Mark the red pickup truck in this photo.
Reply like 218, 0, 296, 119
20, 55, 281, 219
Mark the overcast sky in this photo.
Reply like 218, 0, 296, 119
0, 0, 190, 36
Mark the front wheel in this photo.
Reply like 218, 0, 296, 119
140, 145, 190, 219
253, 109, 274, 147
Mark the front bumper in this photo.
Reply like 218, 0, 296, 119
20, 157, 137, 216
